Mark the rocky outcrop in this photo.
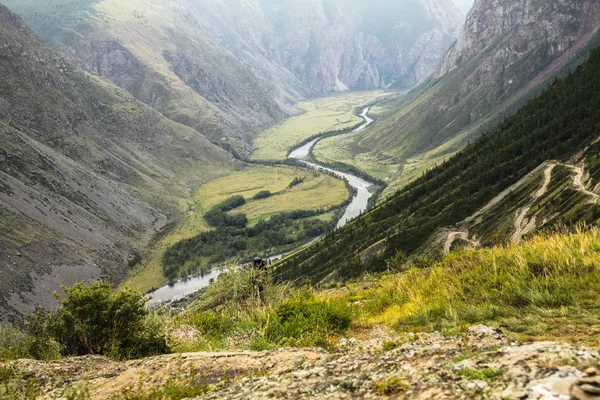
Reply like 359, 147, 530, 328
79, 41, 146, 98
6, 326, 600, 399
436, 0, 600, 122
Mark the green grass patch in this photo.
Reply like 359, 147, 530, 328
458, 367, 503, 383
251, 91, 386, 161
372, 377, 409, 394
122, 164, 349, 292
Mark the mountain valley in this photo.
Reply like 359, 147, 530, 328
3, 0, 600, 398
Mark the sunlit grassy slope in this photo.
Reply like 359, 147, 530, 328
251, 91, 386, 161
123, 165, 349, 292
328, 228, 600, 346
165, 228, 600, 353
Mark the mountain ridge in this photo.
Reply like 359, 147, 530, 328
274, 42, 600, 285
0, 3, 235, 323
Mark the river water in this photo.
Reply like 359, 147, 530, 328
148, 107, 376, 304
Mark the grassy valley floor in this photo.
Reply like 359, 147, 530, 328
124, 91, 393, 294
122, 164, 349, 292
251, 91, 387, 161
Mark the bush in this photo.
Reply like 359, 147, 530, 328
203, 196, 247, 228
0, 327, 41, 360
253, 190, 272, 200
217, 195, 246, 212
288, 177, 304, 188
24, 282, 168, 360
203, 208, 247, 228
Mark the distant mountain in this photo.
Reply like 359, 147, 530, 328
4, 0, 464, 141
324, 0, 600, 192
182, 0, 464, 92
0, 4, 234, 322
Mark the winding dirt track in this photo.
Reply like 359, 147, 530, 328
512, 163, 556, 243
570, 165, 600, 203
445, 161, 600, 250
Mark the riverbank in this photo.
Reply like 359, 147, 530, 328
146, 107, 380, 304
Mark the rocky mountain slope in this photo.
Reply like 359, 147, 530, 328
0, 4, 235, 323
4, 0, 464, 139
3, 0, 307, 156
182, 0, 463, 93
5, 326, 600, 399
318, 0, 600, 192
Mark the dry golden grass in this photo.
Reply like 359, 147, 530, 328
320, 227, 600, 345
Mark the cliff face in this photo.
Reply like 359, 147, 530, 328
436, 0, 600, 124
177, 0, 464, 93
440, 0, 600, 75
0, 4, 234, 322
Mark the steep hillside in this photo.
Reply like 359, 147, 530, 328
0, 4, 235, 323
274, 44, 600, 284
437, 160, 600, 255
3, 0, 305, 156
183, 0, 463, 93
315, 0, 600, 192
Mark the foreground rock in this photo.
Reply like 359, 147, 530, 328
3, 326, 599, 399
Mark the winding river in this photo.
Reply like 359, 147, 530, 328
148, 107, 376, 305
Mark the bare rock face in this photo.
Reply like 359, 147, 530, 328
178, 0, 464, 93
79, 41, 146, 98
436, 0, 600, 122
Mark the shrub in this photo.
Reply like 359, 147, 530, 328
24, 282, 168, 360
203, 196, 247, 228
373, 377, 409, 394
203, 208, 247, 228
253, 190, 272, 200
217, 195, 246, 212
192, 267, 273, 310
0, 327, 38, 360
288, 177, 304, 188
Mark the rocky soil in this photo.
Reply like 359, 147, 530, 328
6, 326, 600, 399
